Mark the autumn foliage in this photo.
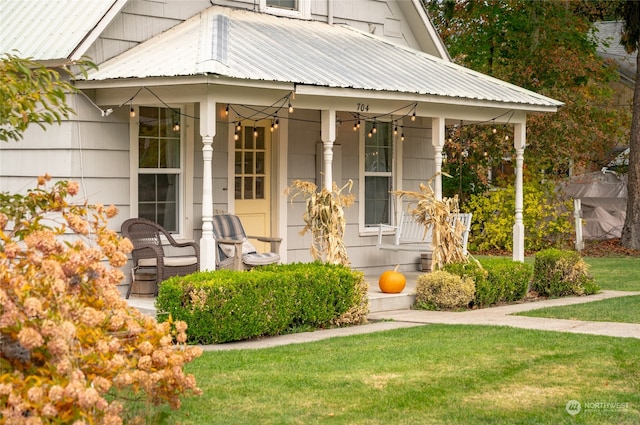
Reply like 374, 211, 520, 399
0, 176, 201, 424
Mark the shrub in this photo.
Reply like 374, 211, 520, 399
0, 178, 202, 424
532, 249, 600, 297
415, 270, 475, 310
466, 180, 573, 252
156, 262, 368, 344
444, 258, 532, 307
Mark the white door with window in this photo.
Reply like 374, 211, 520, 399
234, 121, 272, 252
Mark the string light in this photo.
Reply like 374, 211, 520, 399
288, 102, 294, 114
372, 122, 377, 134
253, 124, 258, 138
129, 104, 135, 118
411, 110, 416, 121
173, 122, 180, 132
236, 121, 242, 132
400, 132, 405, 142
225, 104, 229, 116
274, 116, 279, 129
393, 125, 398, 136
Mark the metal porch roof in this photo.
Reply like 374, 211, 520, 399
0, 0, 123, 62
83, 6, 562, 111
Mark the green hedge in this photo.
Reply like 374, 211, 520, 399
444, 258, 532, 307
156, 262, 368, 344
532, 249, 600, 297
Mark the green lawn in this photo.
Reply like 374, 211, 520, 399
583, 257, 640, 292
516, 295, 640, 324
159, 325, 640, 424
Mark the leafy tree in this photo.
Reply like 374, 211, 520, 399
0, 53, 92, 143
618, 0, 640, 249
425, 0, 630, 181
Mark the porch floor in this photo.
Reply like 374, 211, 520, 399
125, 271, 422, 318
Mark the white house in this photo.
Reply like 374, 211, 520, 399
0, 0, 562, 276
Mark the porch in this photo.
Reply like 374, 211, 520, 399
124, 271, 422, 318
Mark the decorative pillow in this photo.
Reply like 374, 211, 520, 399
219, 238, 257, 259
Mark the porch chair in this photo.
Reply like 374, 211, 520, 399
121, 218, 199, 298
211, 214, 281, 270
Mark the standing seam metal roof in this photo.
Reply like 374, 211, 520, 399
84, 6, 562, 109
0, 0, 119, 61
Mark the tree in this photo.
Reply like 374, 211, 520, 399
425, 0, 630, 182
619, 0, 640, 249
0, 53, 91, 143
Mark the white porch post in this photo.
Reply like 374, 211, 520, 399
321, 109, 336, 190
200, 96, 217, 270
432, 117, 445, 201
513, 122, 526, 262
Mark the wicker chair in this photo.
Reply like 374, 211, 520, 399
211, 214, 281, 270
121, 218, 199, 298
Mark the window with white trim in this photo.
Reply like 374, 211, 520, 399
137, 106, 182, 233
362, 120, 394, 227
260, 0, 310, 18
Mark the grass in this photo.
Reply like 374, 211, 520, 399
160, 325, 640, 424
516, 295, 640, 324
583, 257, 640, 292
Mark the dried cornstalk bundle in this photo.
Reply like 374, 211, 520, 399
393, 176, 467, 270
285, 179, 355, 265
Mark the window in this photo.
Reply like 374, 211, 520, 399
362, 121, 394, 227
234, 125, 266, 200
267, 0, 297, 10
137, 106, 182, 232
260, 0, 309, 18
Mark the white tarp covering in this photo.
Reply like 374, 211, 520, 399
560, 171, 627, 240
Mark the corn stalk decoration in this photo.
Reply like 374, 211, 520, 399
285, 180, 355, 266
393, 175, 467, 270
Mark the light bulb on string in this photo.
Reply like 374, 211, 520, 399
393, 125, 398, 136
270, 121, 275, 132
253, 125, 258, 138
173, 122, 180, 132
411, 111, 416, 121
357, 120, 361, 129
129, 105, 136, 118
372, 123, 377, 134
288, 102, 294, 114
234, 132, 239, 141
353, 122, 358, 132
236, 121, 242, 132
367, 130, 373, 138
400, 132, 405, 142
274, 117, 279, 129
225, 104, 229, 116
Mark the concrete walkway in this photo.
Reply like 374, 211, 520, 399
201, 289, 640, 351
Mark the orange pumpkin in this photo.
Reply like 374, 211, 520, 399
378, 265, 406, 293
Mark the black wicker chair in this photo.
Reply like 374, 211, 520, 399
121, 218, 199, 298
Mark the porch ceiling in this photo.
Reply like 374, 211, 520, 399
81, 5, 562, 112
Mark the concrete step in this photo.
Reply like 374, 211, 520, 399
366, 273, 418, 313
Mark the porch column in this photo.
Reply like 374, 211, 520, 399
200, 96, 217, 270
321, 109, 336, 190
513, 122, 526, 262
432, 117, 445, 201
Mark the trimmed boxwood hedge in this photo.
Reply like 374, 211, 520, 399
156, 262, 368, 344
532, 249, 599, 297
444, 258, 533, 307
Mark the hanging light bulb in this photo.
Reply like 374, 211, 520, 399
394, 125, 398, 136
288, 102, 294, 113
274, 117, 279, 129
270, 121, 275, 132
353, 122, 358, 132
236, 121, 242, 132
400, 132, 405, 142
253, 125, 258, 137
225, 104, 229, 116
357, 120, 361, 129
492, 127, 497, 134
173, 122, 180, 132
129, 105, 136, 118
411, 110, 416, 121
372, 123, 377, 134
367, 130, 373, 138
504, 135, 510, 141
234, 132, 239, 141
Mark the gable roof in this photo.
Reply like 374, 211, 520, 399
593, 21, 637, 85
82, 6, 562, 112
0, 0, 126, 64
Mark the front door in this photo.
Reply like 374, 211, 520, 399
234, 120, 272, 252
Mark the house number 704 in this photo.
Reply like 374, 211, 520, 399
356, 103, 370, 112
